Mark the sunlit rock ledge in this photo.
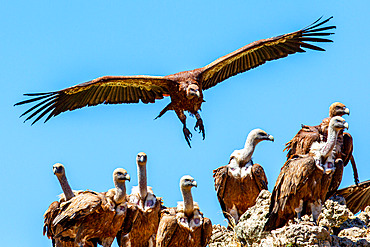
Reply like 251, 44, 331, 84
209, 190, 370, 247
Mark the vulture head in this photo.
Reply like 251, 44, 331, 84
114, 168, 131, 183
330, 116, 349, 131
136, 152, 147, 166
329, 102, 350, 118
53, 163, 65, 177
247, 128, 274, 145
186, 84, 201, 99
180, 175, 198, 190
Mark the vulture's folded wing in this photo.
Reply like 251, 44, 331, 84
15, 75, 174, 124
252, 163, 268, 191
199, 17, 335, 90
284, 124, 321, 159
52, 191, 103, 226
156, 209, 178, 247
201, 217, 213, 247
212, 166, 229, 220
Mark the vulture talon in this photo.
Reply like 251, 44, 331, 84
183, 127, 192, 148
194, 118, 205, 140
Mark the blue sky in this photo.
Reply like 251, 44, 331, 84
1, 1, 369, 246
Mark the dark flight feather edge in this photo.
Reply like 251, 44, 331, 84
14, 93, 55, 106
19, 95, 58, 118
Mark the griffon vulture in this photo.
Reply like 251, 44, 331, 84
156, 175, 212, 247
116, 152, 162, 247
44, 163, 80, 247
335, 180, 370, 214
213, 129, 273, 225
283, 102, 358, 196
15, 17, 335, 147
264, 116, 348, 231
51, 168, 131, 247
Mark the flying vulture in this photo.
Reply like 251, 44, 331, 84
51, 168, 131, 247
264, 116, 348, 231
15, 17, 335, 147
335, 180, 370, 214
116, 152, 162, 247
213, 129, 273, 226
44, 163, 81, 247
156, 175, 212, 247
283, 102, 358, 197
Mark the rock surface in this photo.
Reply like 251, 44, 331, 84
234, 190, 271, 246
209, 224, 241, 247
210, 191, 370, 247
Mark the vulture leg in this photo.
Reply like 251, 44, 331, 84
310, 200, 322, 225
176, 109, 192, 147
194, 112, 205, 140
295, 200, 304, 222
350, 156, 359, 185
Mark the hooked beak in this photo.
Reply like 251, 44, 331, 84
344, 122, 349, 130
267, 135, 274, 142
138, 156, 146, 163
192, 180, 198, 188
344, 107, 350, 115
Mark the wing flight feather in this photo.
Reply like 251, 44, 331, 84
200, 17, 335, 90
15, 76, 173, 124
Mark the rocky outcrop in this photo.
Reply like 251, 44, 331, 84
234, 190, 271, 246
209, 224, 241, 247
210, 190, 370, 247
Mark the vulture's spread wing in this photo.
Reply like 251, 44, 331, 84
335, 180, 370, 214
15, 76, 174, 124
252, 163, 268, 191
199, 17, 335, 90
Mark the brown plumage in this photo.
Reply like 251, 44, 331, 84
15, 17, 335, 147
44, 163, 81, 247
265, 117, 348, 231
51, 168, 131, 247
284, 102, 358, 196
335, 180, 370, 214
213, 129, 273, 226
117, 152, 163, 247
156, 176, 212, 247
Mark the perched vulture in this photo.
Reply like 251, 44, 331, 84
156, 175, 212, 247
116, 152, 162, 247
51, 168, 131, 247
15, 17, 335, 147
283, 102, 358, 197
213, 129, 273, 225
44, 163, 80, 247
335, 180, 370, 214
264, 117, 349, 231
